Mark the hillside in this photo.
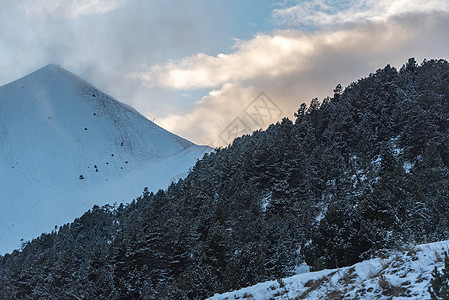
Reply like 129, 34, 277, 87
0, 64, 210, 254
209, 240, 449, 299
1, 58, 449, 299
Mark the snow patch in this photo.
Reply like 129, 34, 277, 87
404, 161, 414, 173
208, 240, 449, 299
261, 192, 272, 212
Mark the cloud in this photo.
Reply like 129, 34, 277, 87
0, 1, 229, 122
271, 0, 449, 29
18, 0, 130, 19
154, 11, 449, 146
135, 6, 449, 92
157, 83, 274, 147
133, 33, 316, 89
2, 0, 449, 148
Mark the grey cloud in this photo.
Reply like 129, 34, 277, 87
271, 0, 449, 29
0, 1, 229, 118
157, 11, 449, 146
2, 1, 449, 147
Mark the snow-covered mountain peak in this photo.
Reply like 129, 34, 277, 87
9, 63, 88, 92
30, 63, 64, 73
0, 65, 211, 254
1, 64, 193, 160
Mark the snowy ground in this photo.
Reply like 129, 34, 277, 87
209, 240, 449, 299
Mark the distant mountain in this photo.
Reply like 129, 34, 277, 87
0, 64, 211, 254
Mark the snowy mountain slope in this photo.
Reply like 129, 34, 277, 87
209, 240, 449, 299
0, 64, 212, 254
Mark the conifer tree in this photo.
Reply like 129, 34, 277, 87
429, 252, 449, 300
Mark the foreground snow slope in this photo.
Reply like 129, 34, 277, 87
209, 240, 449, 299
0, 64, 211, 254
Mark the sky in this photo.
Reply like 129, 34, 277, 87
1, 0, 449, 147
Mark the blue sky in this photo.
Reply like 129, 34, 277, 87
223, 0, 276, 37
1, 0, 449, 146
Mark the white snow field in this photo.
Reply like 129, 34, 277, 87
209, 240, 449, 299
0, 64, 212, 254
